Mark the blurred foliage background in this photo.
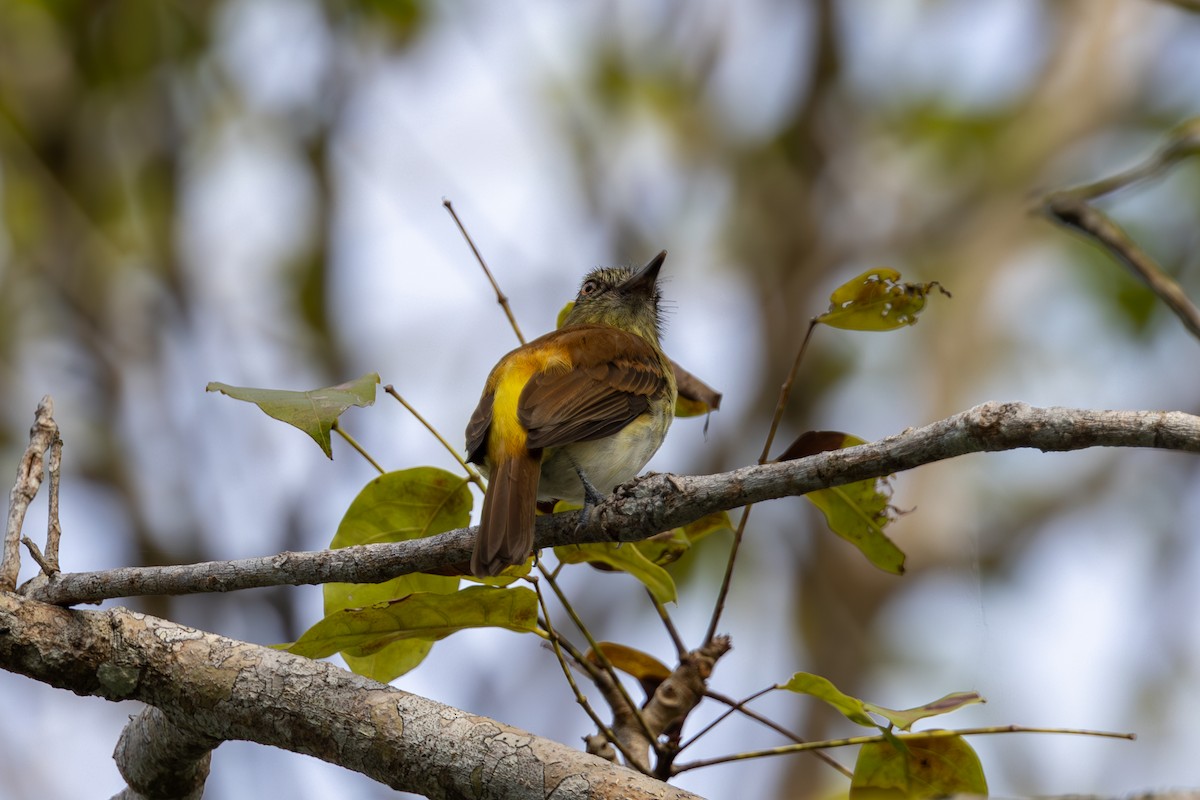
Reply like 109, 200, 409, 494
2, 1, 1200, 798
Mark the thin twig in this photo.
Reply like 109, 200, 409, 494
384, 385, 485, 490
693, 688, 853, 777
539, 564, 663, 758
647, 588, 687, 661
1054, 119, 1200, 202
44, 426, 63, 570
443, 198, 526, 345
331, 421, 385, 475
21, 537, 55, 575
1042, 193, 1200, 341
678, 686, 775, 753
705, 320, 818, 644
533, 580, 641, 768
672, 724, 1134, 774
1039, 120, 1200, 343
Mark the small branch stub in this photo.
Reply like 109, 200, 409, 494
2, 396, 60, 591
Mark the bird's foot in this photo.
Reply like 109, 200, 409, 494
573, 464, 608, 530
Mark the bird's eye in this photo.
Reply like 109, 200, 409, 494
580, 279, 600, 296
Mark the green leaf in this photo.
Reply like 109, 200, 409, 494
284, 586, 539, 682
864, 692, 985, 732
206, 373, 380, 458
778, 672, 877, 727
778, 432, 905, 575
328, 467, 472, 551
322, 468, 472, 679
851, 733, 988, 798
780, 672, 984, 732
807, 477, 904, 575
635, 510, 734, 566
555, 542, 677, 604
817, 269, 949, 332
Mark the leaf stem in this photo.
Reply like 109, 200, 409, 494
383, 386, 485, 490
331, 421, 385, 475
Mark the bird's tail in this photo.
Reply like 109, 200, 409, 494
471, 451, 541, 578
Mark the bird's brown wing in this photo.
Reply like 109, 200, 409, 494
464, 388, 494, 465
519, 326, 665, 450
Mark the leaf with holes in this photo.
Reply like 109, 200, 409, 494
817, 269, 949, 331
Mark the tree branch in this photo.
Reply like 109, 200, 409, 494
1038, 119, 1200, 342
2, 396, 59, 590
1041, 192, 1200, 341
21, 402, 1200, 607
0, 591, 702, 800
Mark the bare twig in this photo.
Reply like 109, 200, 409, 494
540, 564, 662, 769
533, 581, 640, 768
688, 687, 853, 777
648, 589, 688, 661
21, 537, 55, 575
443, 198, 526, 345
672, 724, 1134, 774
1039, 119, 1200, 342
20, 403, 1200, 607
1041, 193, 1200, 341
706, 320, 818, 644
679, 687, 775, 753
44, 425, 63, 570
3, 396, 59, 590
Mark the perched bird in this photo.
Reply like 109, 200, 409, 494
465, 251, 676, 577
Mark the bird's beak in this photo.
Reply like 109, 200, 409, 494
620, 250, 667, 295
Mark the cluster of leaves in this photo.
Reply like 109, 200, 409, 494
208, 269, 982, 794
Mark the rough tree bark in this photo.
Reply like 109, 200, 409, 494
0, 591, 701, 800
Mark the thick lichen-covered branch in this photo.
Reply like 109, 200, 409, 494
0, 591, 701, 800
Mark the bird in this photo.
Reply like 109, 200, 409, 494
465, 251, 677, 577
